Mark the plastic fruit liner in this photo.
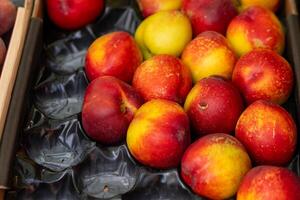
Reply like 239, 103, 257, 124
6, 1, 300, 200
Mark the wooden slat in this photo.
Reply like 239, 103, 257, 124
32, 0, 43, 18
0, 18, 43, 191
0, 0, 33, 141
0, 190, 4, 200
286, 0, 298, 15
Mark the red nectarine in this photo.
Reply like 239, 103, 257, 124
82, 76, 143, 145
46, 0, 104, 30
85, 32, 143, 83
236, 100, 297, 165
184, 77, 244, 135
232, 49, 294, 105
237, 166, 300, 200
182, 0, 238, 35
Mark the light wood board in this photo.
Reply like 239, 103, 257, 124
0, 0, 33, 141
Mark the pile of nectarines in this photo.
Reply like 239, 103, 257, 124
0, 0, 17, 67
46, 0, 300, 199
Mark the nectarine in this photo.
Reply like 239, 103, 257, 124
182, 31, 237, 82
182, 0, 238, 35
135, 10, 192, 59
237, 166, 300, 200
181, 133, 252, 200
236, 100, 297, 165
82, 76, 143, 145
132, 55, 192, 104
85, 32, 143, 83
227, 6, 285, 56
184, 77, 244, 136
127, 99, 190, 169
232, 49, 293, 105
46, 0, 104, 30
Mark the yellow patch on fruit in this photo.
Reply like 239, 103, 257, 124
240, 0, 279, 11
86, 36, 108, 65
135, 99, 178, 119
198, 143, 252, 199
135, 18, 153, 59
237, 190, 258, 200
193, 48, 235, 81
250, 72, 273, 93
119, 89, 139, 114
227, 25, 252, 57
127, 118, 152, 160
184, 83, 200, 111
158, 0, 182, 11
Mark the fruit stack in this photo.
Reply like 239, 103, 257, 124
20, 0, 300, 199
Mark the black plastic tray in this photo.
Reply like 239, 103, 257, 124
1, 0, 300, 199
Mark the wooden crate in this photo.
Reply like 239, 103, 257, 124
0, 0, 300, 199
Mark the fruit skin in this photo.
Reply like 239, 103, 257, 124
132, 55, 192, 104
182, 0, 238, 36
82, 76, 143, 145
235, 100, 297, 165
85, 32, 143, 83
240, 0, 280, 12
237, 166, 300, 200
127, 99, 190, 169
0, 0, 17, 35
181, 31, 237, 82
184, 77, 244, 136
232, 49, 294, 105
0, 38, 6, 66
46, 0, 104, 30
135, 10, 192, 59
227, 6, 285, 56
137, 0, 182, 18
181, 133, 252, 200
